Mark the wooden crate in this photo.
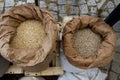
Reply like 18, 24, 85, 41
5, 54, 64, 76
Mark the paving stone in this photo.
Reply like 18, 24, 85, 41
58, 5, 66, 14
27, 0, 35, 3
113, 21, 120, 32
87, 0, 97, 6
112, 61, 120, 73
67, 0, 76, 5
48, 3, 58, 11
100, 11, 109, 18
5, 0, 15, 7
115, 33, 120, 52
80, 4, 89, 14
90, 7, 97, 13
70, 6, 79, 15
39, 1, 47, 8
109, 71, 118, 80
113, 53, 120, 63
77, 0, 86, 4
15, 1, 26, 6
114, 0, 120, 6
108, 8, 114, 13
106, 1, 115, 9
58, 0, 66, 4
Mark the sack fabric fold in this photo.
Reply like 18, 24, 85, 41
0, 4, 58, 71
62, 16, 116, 69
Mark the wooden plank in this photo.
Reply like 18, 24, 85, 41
25, 67, 64, 76
6, 65, 23, 74
97, 0, 108, 9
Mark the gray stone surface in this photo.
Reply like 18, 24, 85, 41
113, 53, 120, 63
39, 1, 47, 8
108, 8, 114, 13
114, 32, 120, 52
106, 1, 115, 9
67, 0, 76, 5
113, 21, 120, 32
58, 0, 66, 4
77, 0, 86, 4
87, 0, 97, 6
58, 5, 66, 14
109, 71, 118, 80
48, 3, 58, 11
112, 61, 120, 73
80, 4, 89, 14
5, 0, 15, 7
100, 11, 109, 18
70, 6, 79, 15
27, 0, 35, 3
90, 7, 97, 13
114, 0, 120, 6
15, 1, 26, 6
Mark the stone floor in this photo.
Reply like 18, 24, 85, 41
0, 0, 120, 80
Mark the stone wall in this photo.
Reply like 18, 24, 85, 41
0, 0, 120, 80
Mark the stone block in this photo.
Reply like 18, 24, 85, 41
115, 33, 120, 52
80, 4, 89, 14
100, 11, 109, 18
15, 1, 26, 6
87, 0, 97, 6
39, 1, 47, 8
112, 61, 120, 73
58, 0, 66, 4
58, 5, 66, 14
106, 1, 115, 9
108, 8, 114, 13
90, 7, 97, 13
109, 71, 118, 80
27, 0, 35, 3
113, 53, 120, 63
5, 0, 15, 7
77, 0, 86, 4
67, 0, 76, 5
48, 3, 58, 11
70, 6, 79, 15
113, 21, 120, 32
114, 0, 120, 6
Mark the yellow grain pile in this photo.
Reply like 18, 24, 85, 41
10, 20, 46, 49
73, 28, 101, 58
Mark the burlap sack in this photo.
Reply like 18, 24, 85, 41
62, 16, 116, 69
0, 4, 58, 71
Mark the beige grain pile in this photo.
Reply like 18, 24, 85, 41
10, 20, 46, 49
73, 28, 102, 58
